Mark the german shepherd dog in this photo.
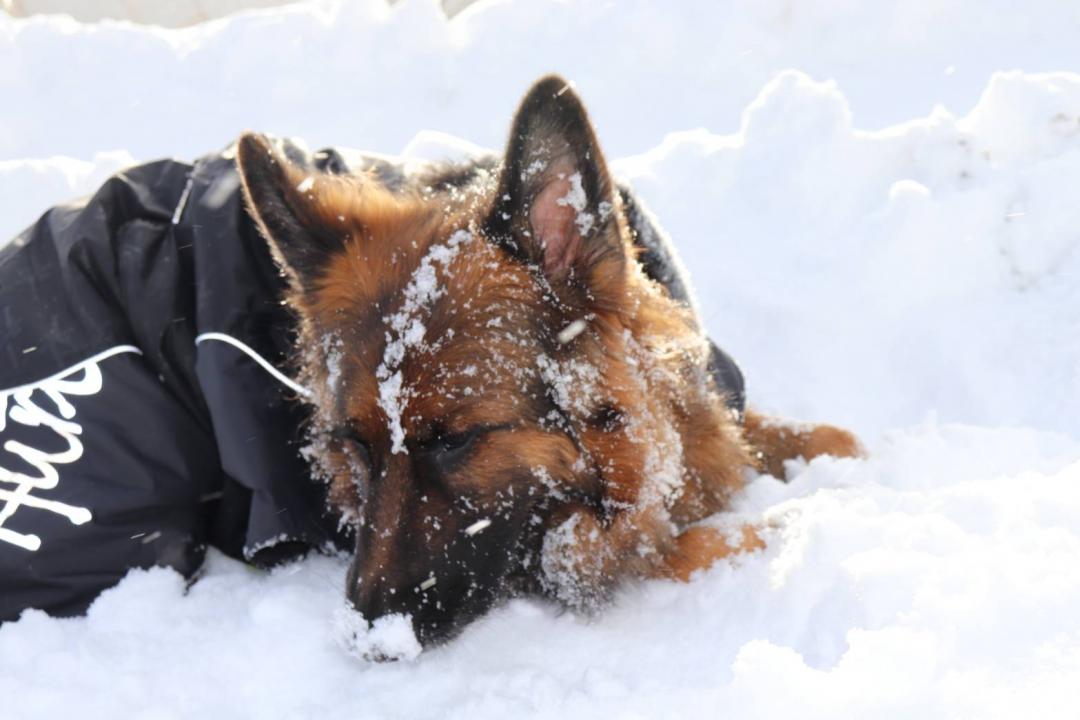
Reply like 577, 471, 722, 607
235, 75, 859, 649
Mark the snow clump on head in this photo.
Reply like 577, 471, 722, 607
556, 171, 594, 236
375, 229, 473, 454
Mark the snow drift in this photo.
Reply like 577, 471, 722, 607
2, 1, 1079, 718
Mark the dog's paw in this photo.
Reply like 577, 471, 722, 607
659, 525, 766, 582
802, 424, 863, 463
743, 410, 864, 479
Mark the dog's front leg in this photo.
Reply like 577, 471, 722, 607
659, 525, 766, 581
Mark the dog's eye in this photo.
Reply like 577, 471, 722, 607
435, 428, 479, 453
330, 426, 371, 464
419, 427, 487, 469
422, 424, 511, 467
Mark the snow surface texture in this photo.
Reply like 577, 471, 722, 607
2, 1, 1080, 718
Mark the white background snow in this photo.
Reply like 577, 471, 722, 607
2, 1, 1080, 717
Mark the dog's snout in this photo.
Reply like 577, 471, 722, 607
346, 565, 392, 623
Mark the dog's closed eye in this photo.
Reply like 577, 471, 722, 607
330, 426, 373, 473
427, 427, 484, 464
422, 425, 509, 472
436, 429, 478, 452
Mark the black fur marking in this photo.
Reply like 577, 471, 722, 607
416, 156, 499, 193
588, 404, 626, 432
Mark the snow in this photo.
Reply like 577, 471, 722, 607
336, 606, 423, 663
2, 0, 1080, 717
464, 517, 492, 536
4, 428, 1079, 718
556, 318, 587, 345
296, 175, 315, 193
375, 228, 471, 454
556, 171, 594, 236
321, 332, 344, 394
535, 352, 601, 418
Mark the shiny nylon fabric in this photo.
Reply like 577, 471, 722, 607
0, 147, 340, 621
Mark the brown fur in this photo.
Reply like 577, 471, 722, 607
235, 75, 861, 646
743, 409, 862, 480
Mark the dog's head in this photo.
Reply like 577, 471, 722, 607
236, 76, 714, 647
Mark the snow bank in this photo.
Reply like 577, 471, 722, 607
0, 152, 135, 241
615, 69, 1080, 438
3, 0, 297, 27
2, 0, 1078, 162
2, 0, 1080, 717
2, 425, 1078, 719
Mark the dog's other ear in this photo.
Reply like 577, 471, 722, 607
236, 132, 342, 292
489, 75, 627, 299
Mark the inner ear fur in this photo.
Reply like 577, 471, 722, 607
235, 131, 344, 292
488, 75, 628, 300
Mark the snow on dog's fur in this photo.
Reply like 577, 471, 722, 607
236, 75, 860, 649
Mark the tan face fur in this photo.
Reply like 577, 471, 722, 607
237, 75, 755, 645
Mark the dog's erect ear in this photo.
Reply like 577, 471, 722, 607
236, 132, 341, 292
489, 75, 626, 291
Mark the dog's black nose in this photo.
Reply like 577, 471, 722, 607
346, 564, 390, 623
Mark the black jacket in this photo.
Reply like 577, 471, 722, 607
0, 142, 744, 621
